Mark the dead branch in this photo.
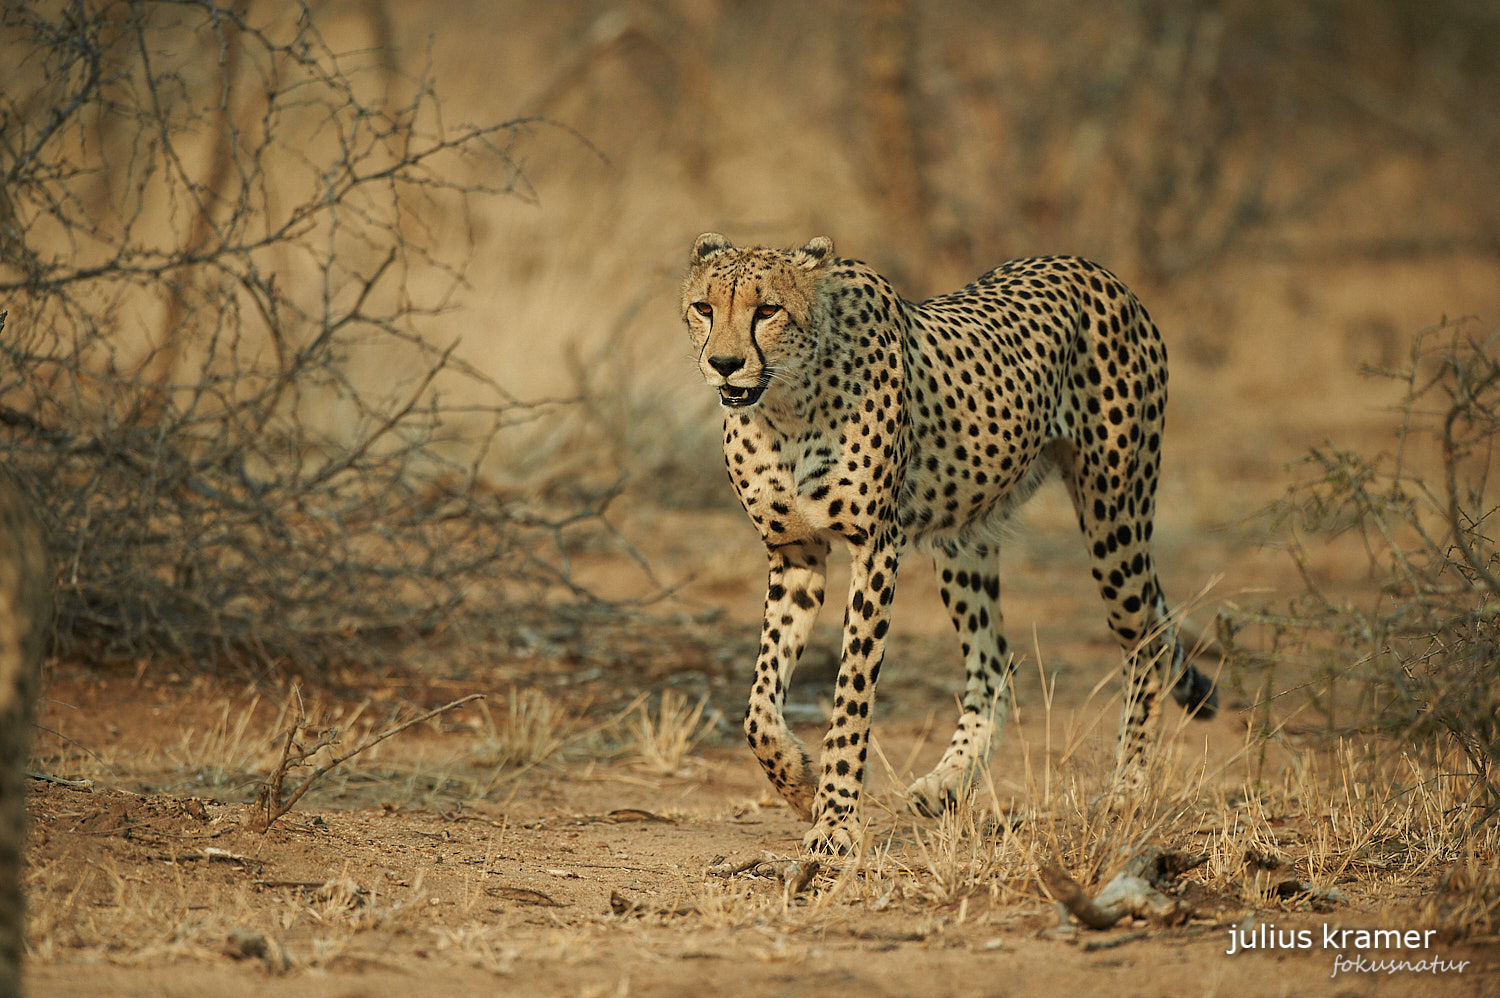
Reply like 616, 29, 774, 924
705, 852, 823, 897
1039, 847, 1202, 930
25, 773, 93, 791
245, 691, 482, 832
609, 890, 699, 918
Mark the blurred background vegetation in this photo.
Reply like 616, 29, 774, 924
6, 0, 1499, 503
0, 0, 1496, 752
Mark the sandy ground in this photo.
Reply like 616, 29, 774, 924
19, 507, 1499, 998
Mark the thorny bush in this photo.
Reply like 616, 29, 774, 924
0, 1, 622, 675
1224, 323, 1500, 929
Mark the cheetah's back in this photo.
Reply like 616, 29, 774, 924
898, 256, 1169, 545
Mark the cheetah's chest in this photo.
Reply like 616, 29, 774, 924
723, 412, 902, 546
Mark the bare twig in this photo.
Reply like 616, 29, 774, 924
24, 773, 93, 791
245, 692, 483, 832
1441, 367, 1500, 600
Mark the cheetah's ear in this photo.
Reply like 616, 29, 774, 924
691, 232, 734, 265
792, 236, 834, 271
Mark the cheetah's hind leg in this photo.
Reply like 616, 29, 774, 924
906, 541, 1014, 817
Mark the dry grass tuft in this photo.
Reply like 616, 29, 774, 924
470, 689, 585, 778
164, 695, 275, 793
621, 691, 719, 776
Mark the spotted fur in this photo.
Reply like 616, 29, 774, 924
681, 234, 1216, 852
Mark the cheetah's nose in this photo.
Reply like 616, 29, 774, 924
708, 355, 745, 377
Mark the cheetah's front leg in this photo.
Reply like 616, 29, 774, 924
804, 532, 903, 853
744, 540, 830, 821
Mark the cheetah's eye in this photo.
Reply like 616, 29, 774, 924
692, 302, 712, 318
755, 303, 781, 320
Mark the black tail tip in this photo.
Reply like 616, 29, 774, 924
1172, 666, 1218, 720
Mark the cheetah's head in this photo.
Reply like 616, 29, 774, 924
680, 233, 833, 410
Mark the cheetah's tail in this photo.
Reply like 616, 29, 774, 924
1170, 664, 1218, 720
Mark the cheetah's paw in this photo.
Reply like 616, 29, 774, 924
906, 770, 966, 818
802, 819, 857, 855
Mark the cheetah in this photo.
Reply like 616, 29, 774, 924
0, 473, 50, 998
680, 233, 1216, 853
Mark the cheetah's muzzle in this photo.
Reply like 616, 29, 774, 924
718, 381, 767, 408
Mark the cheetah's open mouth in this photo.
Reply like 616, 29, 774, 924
718, 379, 768, 408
